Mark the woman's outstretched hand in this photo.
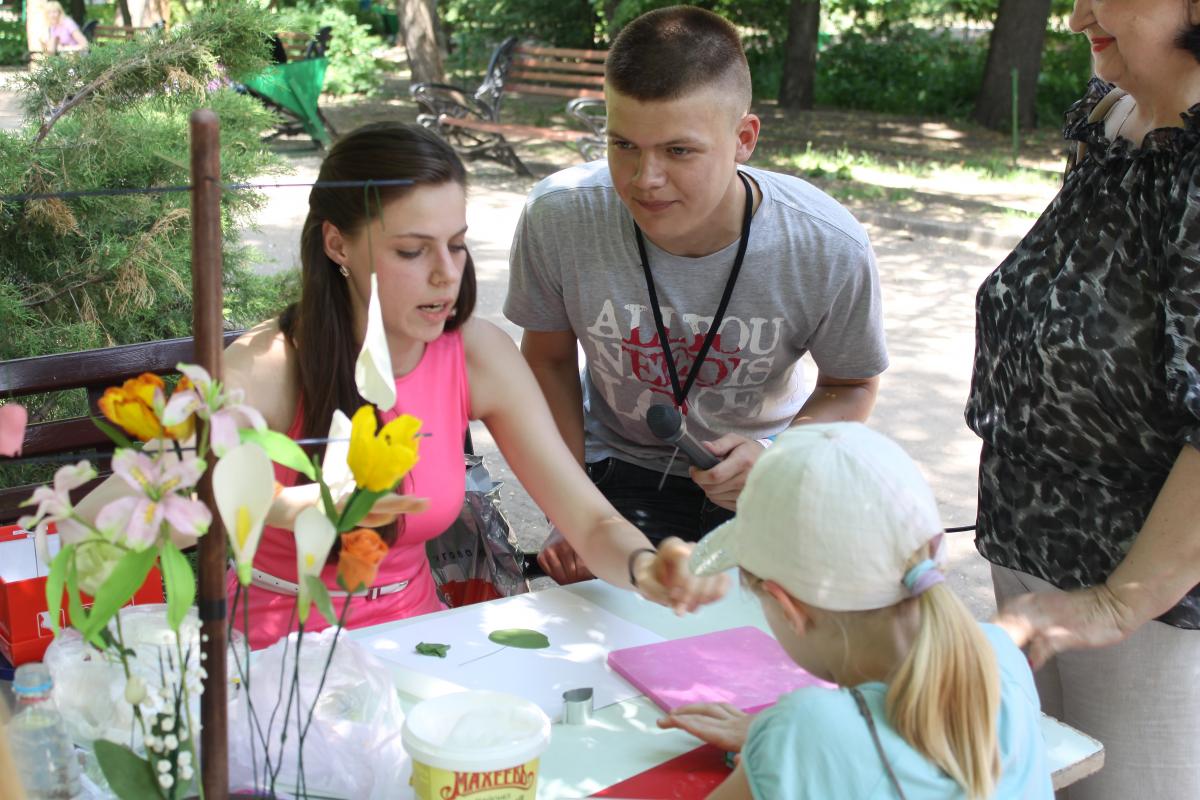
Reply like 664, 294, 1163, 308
993, 583, 1137, 669
657, 702, 752, 752
633, 537, 729, 614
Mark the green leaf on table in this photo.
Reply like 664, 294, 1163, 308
415, 641, 450, 658
89, 414, 136, 450
94, 739, 166, 800
337, 487, 387, 532
159, 541, 195, 631
488, 629, 550, 649
239, 428, 317, 481
79, 546, 157, 648
44, 544, 72, 637
305, 575, 339, 628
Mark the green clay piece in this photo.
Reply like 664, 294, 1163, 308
488, 628, 550, 649
416, 642, 450, 658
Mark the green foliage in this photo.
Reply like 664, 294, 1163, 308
276, 1, 385, 95
815, 25, 986, 117
813, 23, 1091, 125
0, 3, 282, 367
0, 19, 25, 66
1038, 29, 1092, 126
443, 0, 600, 81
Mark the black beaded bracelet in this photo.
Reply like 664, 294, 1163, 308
627, 547, 657, 588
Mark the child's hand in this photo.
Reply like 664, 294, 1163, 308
657, 702, 752, 752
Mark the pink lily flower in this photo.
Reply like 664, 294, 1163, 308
96, 450, 212, 550
18, 461, 97, 539
162, 363, 267, 456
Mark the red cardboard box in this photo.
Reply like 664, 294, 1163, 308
0, 523, 165, 665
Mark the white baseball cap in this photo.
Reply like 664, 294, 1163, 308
689, 422, 946, 611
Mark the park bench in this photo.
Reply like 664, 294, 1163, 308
0, 332, 241, 526
240, 26, 338, 149
411, 36, 608, 176
80, 20, 162, 45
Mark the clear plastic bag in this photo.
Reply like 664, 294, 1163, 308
43, 603, 227, 748
226, 626, 410, 799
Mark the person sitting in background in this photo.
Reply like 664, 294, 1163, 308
663, 423, 1052, 799
41, 2, 88, 54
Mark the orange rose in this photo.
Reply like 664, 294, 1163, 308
337, 528, 389, 593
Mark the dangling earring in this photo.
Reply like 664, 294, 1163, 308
337, 262, 350, 278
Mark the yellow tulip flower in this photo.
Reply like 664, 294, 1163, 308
346, 405, 421, 492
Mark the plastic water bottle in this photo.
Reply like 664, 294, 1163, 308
6, 662, 82, 800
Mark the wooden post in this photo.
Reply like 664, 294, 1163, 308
190, 109, 229, 800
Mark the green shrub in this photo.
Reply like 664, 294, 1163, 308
0, 18, 24, 66
1037, 29, 1092, 126
442, 0, 601, 83
275, 1, 384, 95
815, 25, 986, 118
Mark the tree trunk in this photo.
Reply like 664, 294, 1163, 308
973, 0, 1053, 130
68, 0, 86, 26
778, 0, 820, 110
397, 0, 444, 86
114, 0, 134, 28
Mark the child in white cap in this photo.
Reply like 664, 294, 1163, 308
663, 422, 1052, 799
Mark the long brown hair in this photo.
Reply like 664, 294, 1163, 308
279, 122, 476, 443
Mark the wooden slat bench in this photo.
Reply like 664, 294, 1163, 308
0, 331, 241, 525
81, 20, 163, 45
411, 37, 608, 176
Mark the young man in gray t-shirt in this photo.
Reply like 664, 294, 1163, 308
504, 7, 888, 584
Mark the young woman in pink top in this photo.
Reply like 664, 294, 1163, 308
223, 123, 726, 648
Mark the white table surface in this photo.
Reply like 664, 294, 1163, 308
349, 579, 1104, 798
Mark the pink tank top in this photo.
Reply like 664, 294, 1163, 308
231, 331, 470, 649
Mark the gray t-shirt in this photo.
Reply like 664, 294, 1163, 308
504, 160, 888, 476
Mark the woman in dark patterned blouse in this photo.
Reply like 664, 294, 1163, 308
966, 1, 1200, 797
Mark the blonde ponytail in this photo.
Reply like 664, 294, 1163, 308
886, 584, 1001, 799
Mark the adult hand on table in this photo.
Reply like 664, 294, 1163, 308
993, 583, 1138, 669
690, 435, 768, 511
633, 537, 728, 614
657, 702, 753, 753
538, 527, 595, 584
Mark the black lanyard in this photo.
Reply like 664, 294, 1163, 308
634, 170, 753, 412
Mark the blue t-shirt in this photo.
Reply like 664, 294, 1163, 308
743, 624, 1052, 799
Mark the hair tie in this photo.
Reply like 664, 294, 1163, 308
902, 559, 944, 596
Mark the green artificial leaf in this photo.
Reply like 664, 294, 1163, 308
305, 575, 339, 628
336, 487, 387, 532
313, 460, 338, 523
80, 547, 157, 648
159, 541, 195, 631
415, 642, 450, 658
239, 428, 317, 481
44, 544, 72, 637
65, 557, 88, 635
93, 740, 166, 800
488, 629, 550, 649
89, 414, 135, 450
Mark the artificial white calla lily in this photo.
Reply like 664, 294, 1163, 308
354, 272, 396, 410
212, 442, 275, 586
293, 506, 337, 624
320, 409, 355, 506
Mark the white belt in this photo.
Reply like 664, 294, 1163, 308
250, 568, 409, 600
